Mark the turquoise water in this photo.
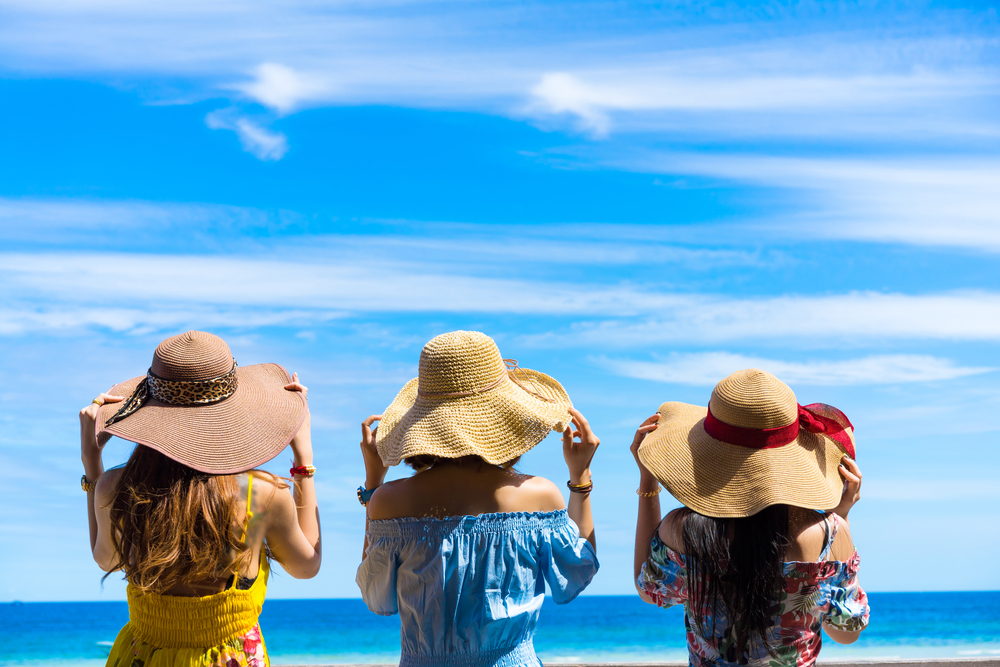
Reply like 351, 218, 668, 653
2, 593, 999, 665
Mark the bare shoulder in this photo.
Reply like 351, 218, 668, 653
513, 475, 566, 512
366, 478, 411, 520
657, 507, 689, 552
95, 467, 123, 505
829, 514, 856, 561
247, 473, 287, 513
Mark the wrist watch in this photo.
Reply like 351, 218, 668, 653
357, 485, 377, 507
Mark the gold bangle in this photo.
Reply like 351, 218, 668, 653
636, 484, 661, 497
567, 480, 592, 488
81, 474, 97, 492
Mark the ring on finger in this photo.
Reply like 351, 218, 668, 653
92, 398, 104, 406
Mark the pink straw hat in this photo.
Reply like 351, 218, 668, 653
95, 331, 307, 475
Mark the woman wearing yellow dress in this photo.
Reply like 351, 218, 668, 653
80, 331, 321, 667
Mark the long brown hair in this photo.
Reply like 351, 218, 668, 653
683, 504, 790, 662
104, 445, 285, 594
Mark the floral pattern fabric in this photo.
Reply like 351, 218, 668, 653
637, 514, 869, 667
106, 623, 267, 667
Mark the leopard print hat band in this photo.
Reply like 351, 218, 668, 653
105, 362, 239, 428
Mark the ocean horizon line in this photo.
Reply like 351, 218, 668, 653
6, 589, 1000, 604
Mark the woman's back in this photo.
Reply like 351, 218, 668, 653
366, 459, 565, 520
639, 508, 868, 667
358, 458, 599, 666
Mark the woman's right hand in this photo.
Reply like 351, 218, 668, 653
361, 415, 388, 490
79, 393, 124, 479
832, 456, 862, 520
631, 414, 661, 491
630, 414, 660, 470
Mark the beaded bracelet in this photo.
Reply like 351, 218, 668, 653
636, 484, 661, 497
290, 465, 316, 478
80, 474, 96, 493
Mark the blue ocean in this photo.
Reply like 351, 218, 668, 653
2, 593, 999, 665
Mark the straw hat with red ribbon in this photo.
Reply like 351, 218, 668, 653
94, 331, 307, 475
637, 368, 856, 518
376, 330, 573, 466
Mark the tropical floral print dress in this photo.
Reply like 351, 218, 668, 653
637, 513, 869, 667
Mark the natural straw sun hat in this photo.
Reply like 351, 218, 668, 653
638, 368, 856, 518
94, 330, 307, 475
375, 330, 573, 467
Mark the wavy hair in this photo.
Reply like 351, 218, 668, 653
104, 445, 286, 594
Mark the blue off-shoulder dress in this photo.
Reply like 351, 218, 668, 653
356, 509, 600, 667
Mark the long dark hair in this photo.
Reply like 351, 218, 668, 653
683, 504, 789, 662
104, 445, 284, 594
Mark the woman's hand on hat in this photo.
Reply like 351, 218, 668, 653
562, 407, 600, 485
361, 415, 388, 490
79, 393, 124, 479
284, 373, 312, 464
79, 393, 124, 449
284, 372, 308, 399
630, 414, 660, 487
833, 456, 862, 521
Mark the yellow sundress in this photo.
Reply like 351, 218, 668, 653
106, 475, 270, 667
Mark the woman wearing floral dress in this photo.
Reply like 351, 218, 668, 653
630, 369, 869, 667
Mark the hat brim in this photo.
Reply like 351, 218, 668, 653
376, 368, 572, 466
96, 363, 306, 475
638, 401, 855, 518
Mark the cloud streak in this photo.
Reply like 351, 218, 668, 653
600, 152, 1000, 253
205, 109, 288, 160
599, 352, 995, 386
3, 251, 1000, 344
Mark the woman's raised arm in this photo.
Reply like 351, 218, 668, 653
260, 375, 322, 579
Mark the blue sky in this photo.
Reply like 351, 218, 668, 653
1, 0, 998, 601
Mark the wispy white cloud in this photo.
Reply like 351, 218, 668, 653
525, 291, 1000, 346
528, 68, 990, 135
603, 152, 1000, 253
205, 109, 288, 160
599, 352, 994, 386
0, 196, 771, 266
0, 306, 346, 336
233, 63, 333, 114
3, 251, 1000, 343
0, 1, 996, 143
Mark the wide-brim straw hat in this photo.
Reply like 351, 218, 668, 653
376, 330, 573, 466
95, 331, 306, 475
638, 368, 856, 518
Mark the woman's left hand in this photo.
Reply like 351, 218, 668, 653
833, 456, 862, 520
563, 407, 600, 485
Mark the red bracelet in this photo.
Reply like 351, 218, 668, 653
290, 465, 316, 477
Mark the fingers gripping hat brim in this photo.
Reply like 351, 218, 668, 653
638, 401, 855, 518
95, 363, 306, 475
376, 368, 573, 466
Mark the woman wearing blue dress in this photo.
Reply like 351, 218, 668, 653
356, 330, 600, 667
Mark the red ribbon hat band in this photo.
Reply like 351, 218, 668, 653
703, 403, 856, 459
